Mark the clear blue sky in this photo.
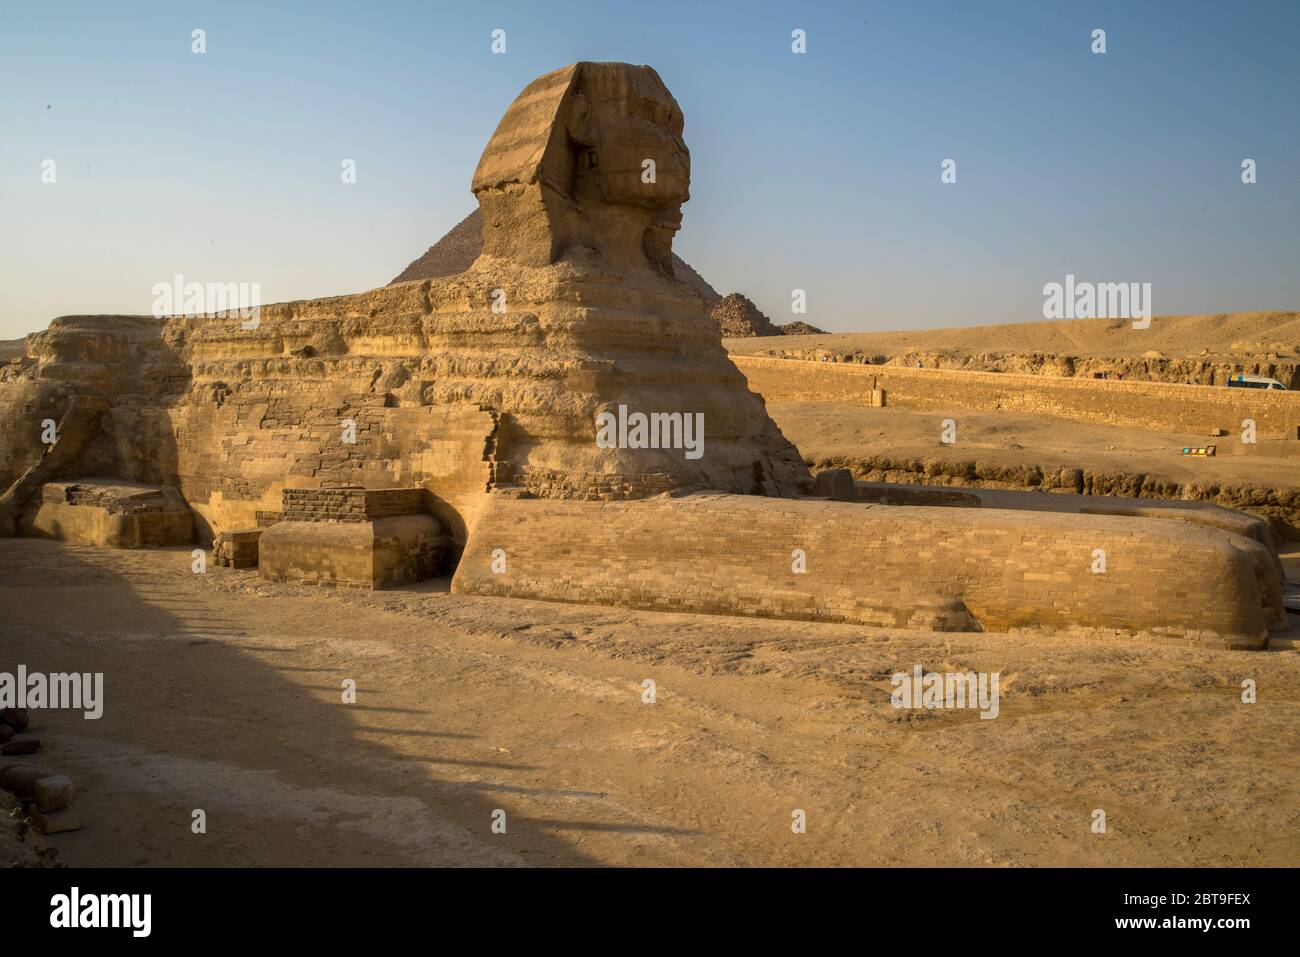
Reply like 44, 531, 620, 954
2, 0, 1298, 339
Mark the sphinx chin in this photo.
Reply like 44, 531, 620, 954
0, 61, 1285, 647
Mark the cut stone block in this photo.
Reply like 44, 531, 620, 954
814, 468, 856, 502
24, 480, 193, 547
259, 514, 450, 589
35, 773, 74, 812
213, 527, 263, 568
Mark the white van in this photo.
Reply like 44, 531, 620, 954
1226, 374, 1288, 391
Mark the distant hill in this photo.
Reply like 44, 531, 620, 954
0, 338, 25, 361
727, 311, 1300, 359
726, 311, 1300, 387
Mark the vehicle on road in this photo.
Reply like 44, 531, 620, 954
1227, 374, 1289, 391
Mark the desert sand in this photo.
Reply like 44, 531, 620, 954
768, 402, 1300, 530
4, 538, 1298, 867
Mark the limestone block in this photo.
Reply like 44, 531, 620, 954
24, 480, 193, 548
34, 774, 74, 812
213, 527, 263, 568
814, 468, 856, 502
259, 514, 448, 589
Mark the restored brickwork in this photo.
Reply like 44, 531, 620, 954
260, 487, 450, 589
280, 487, 429, 523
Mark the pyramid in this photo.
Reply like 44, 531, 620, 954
712, 293, 779, 337
777, 320, 826, 336
392, 207, 722, 307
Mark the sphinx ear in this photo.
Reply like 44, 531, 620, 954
564, 92, 593, 145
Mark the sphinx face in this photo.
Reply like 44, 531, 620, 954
471, 61, 694, 270
568, 64, 690, 210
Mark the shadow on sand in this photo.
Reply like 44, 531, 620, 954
0, 540, 695, 866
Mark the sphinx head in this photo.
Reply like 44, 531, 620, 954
471, 62, 690, 274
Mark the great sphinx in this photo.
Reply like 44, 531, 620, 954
0, 62, 1286, 647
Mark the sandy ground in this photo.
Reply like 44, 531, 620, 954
770, 402, 1300, 490
2, 539, 1298, 868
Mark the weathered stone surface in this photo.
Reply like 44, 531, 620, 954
0, 764, 54, 800
453, 493, 1277, 648
814, 468, 855, 502
0, 63, 809, 545
34, 774, 74, 812
259, 487, 450, 588
213, 527, 263, 568
1, 738, 40, 756
24, 479, 193, 547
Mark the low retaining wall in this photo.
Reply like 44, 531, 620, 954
732, 356, 1300, 436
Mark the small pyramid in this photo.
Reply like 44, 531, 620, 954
777, 320, 826, 336
711, 293, 780, 337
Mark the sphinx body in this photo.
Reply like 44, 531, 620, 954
0, 62, 1285, 647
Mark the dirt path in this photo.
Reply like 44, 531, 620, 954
3, 539, 1298, 867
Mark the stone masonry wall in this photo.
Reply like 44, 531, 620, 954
281, 487, 429, 523
732, 356, 1300, 436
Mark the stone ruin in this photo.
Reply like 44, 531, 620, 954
0, 61, 1288, 647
